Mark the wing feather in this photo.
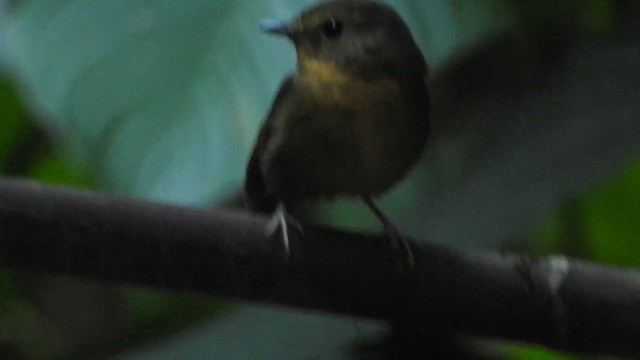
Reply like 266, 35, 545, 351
244, 75, 295, 213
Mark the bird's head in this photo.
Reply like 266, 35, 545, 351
261, 0, 427, 81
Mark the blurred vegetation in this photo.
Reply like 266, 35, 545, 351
0, 77, 223, 359
537, 161, 640, 268
0, 0, 639, 359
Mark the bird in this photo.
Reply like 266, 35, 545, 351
244, 0, 430, 269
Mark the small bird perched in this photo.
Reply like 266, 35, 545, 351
245, 0, 430, 268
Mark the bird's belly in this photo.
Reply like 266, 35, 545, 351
264, 110, 427, 200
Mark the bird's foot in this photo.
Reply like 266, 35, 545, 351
266, 204, 303, 260
383, 222, 415, 272
362, 196, 415, 272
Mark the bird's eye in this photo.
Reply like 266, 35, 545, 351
320, 18, 343, 38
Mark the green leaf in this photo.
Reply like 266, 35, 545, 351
122, 287, 223, 328
583, 160, 640, 267
27, 153, 91, 187
0, 78, 27, 166
580, 0, 613, 33
508, 343, 575, 360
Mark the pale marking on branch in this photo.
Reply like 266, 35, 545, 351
548, 256, 570, 294
547, 255, 570, 346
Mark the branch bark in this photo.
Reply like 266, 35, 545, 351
0, 178, 638, 357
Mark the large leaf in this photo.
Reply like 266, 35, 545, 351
6, 1, 279, 203
406, 31, 640, 247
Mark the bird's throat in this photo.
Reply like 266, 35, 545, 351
297, 53, 349, 85
296, 52, 400, 108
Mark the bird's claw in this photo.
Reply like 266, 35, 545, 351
266, 204, 303, 260
383, 223, 415, 272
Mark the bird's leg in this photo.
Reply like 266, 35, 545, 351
362, 196, 415, 270
266, 203, 303, 259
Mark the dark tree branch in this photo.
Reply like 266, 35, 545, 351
0, 178, 638, 357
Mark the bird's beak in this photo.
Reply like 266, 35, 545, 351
260, 19, 290, 37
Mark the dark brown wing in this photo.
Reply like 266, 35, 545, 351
244, 75, 295, 213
